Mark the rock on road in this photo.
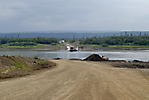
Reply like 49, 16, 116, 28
0, 59, 149, 100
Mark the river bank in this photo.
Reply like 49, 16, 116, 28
80, 45, 149, 51
0, 56, 56, 80
0, 54, 149, 81
1, 43, 149, 51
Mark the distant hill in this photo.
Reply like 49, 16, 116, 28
0, 30, 149, 39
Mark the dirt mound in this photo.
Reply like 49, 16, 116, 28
0, 55, 56, 79
83, 54, 105, 61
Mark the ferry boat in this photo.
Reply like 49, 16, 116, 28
67, 44, 78, 52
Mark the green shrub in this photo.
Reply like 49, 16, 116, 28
34, 56, 38, 59
101, 44, 109, 47
51, 43, 57, 45
2, 55, 9, 58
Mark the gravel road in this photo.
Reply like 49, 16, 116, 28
0, 59, 149, 100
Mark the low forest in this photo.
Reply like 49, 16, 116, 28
78, 35, 149, 47
0, 37, 58, 46
0, 35, 149, 47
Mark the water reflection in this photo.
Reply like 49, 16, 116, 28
0, 49, 148, 61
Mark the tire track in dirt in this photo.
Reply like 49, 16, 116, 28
0, 59, 149, 100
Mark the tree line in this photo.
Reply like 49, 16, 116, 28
79, 35, 149, 46
0, 37, 58, 46
1, 35, 149, 47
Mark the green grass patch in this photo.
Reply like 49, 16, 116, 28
84, 44, 101, 47
109, 45, 149, 47
37, 60, 48, 65
84, 44, 149, 48
2, 55, 9, 58
34, 56, 38, 59
0, 44, 47, 49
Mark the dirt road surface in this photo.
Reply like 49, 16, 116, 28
0, 59, 149, 100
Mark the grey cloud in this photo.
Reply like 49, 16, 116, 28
0, 0, 149, 33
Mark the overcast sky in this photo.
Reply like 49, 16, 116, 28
0, 0, 149, 33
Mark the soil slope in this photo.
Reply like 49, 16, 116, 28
0, 56, 56, 79
0, 59, 149, 100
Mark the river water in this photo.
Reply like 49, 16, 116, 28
0, 49, 149, 61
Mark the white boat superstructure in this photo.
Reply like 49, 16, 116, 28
66, 44, 78, 52
67, 44, 70, 51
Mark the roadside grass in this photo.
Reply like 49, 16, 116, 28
37, 60, 49, 65
0, 56, 56, 79
12, 61, 28, 70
